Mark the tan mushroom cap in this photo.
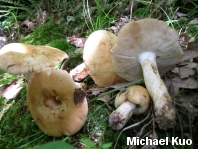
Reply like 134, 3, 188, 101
0, 43, 68, 75
83, 30, 125, 87
111, 18, 183, 81
115, 85, 150, 114
109, 85, 150, 130
27, 68, 88, 137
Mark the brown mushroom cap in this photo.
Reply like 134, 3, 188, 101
83, 30, 125, 87
27, 68, 88, 137
111, 18, 183, 81
0, 43, 68, 75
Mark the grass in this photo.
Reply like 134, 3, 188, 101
0, 0, 198, 148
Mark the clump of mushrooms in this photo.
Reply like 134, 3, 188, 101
27, 68, 88, 137
109, 85, 150, 130
111, 18, 183, 129
83, 30, 125, 87
0, 43, 68, 79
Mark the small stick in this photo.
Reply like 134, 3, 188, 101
61, 52, 73, 70
130, 0, 134, 21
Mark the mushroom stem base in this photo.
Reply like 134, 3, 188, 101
109, 101, 136, 130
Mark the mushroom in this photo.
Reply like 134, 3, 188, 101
27, 68, 88, 137
110, 18, 183, 129
109, 85, 150, 130
83, 30, 125, 87
0, 43, 68, 79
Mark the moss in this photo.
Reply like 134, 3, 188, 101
19, 22, 65, 45
69, 53, 83, 68
0, 89, 53, 149
49, 39, 75, 53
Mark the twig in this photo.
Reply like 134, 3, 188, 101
60, 52, 73, 70
130, 0, 134, 21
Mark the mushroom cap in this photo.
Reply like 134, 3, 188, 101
83, 30, 125, 87
0, 43, 68, 75
27, 68, 88, 137
111, 18, 183, 81
115, 85, 150, 114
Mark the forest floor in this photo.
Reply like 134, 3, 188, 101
0, 0, 198, 149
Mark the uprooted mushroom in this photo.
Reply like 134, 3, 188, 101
83, 30, 126, 87
27, 68, 88, 137
0, 43, 68, 80
111, 18, 183, 129
109, 85, 150, 130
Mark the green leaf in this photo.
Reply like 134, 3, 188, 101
80, 138, 94, 149
36, 141, 76, 149
101, 142, 113, 149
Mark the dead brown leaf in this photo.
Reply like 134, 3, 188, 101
165, 75, 198, 95
86, 87, 109, 98
181, 50, 198, 62
86, 82, 129, 98
179, 62, 198, 69
179, 67, 195, 78
96, 94, 112, 110
110, 17, 130, 35
0, 78, 24, 99
188, 18, 198, 25
187, 40, 198, 51
67, 35, 86, 48
176, 97, 197, 121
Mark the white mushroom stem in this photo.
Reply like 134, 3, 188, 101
109, 101, 136, 130
138, 51, 176, 129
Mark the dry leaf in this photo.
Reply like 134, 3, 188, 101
86, 87, 109, 98
172, 67, 180, 74
187, 40, 198, 51
86, 82, 129, 98
165, 75, 198, 95
176, 97, 197, 121
96, 94, 112, 110
179, 32, 191, 46
110, 17, 130, 35
0, 78, 24, 99
179, 67, 195, 78
67, 35, 86, 48
176, 12, 188, 17
188, 18, 198, 25
179, 62, 198, 69
181, 50, 198, 62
